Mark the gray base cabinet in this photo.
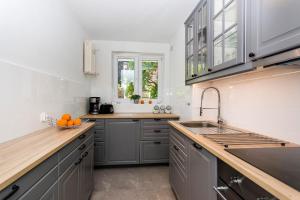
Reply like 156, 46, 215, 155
105, 119, 140, 165
0, 127, 95, 200
169, 128, 217, 200
188, 143, 217, 200
140, 140, 169, 164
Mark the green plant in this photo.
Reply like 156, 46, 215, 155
130, 94, 141, 100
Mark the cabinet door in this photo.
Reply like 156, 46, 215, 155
59, 163, 80, 200
185, 14, 197, 80
211, 0, 245, 72
79, 145, 94, 200
250, 0, 300, 59
40, 182, 58, 200
196, 0, 211, 76
188, 143, 217, 200
105, 119, 140, 165
140, 140, 169, 164
94, 142, 105, 165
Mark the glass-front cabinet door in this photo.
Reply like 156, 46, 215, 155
210, 0, 245, 72
185, 16, 196, 80
196, 0, 210, 76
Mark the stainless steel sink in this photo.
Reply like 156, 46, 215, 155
180, 121, 218, 128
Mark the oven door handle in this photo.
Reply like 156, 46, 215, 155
213, 186, 229, 200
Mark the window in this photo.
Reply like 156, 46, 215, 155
113, 53, 163, 102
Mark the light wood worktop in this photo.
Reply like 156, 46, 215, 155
169, 121, 300, 200
81, 113, 180, 119
0, 122, 95, 191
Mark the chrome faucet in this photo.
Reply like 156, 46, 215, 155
200, 87, 223, 124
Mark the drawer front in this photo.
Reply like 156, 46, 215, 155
141, 119, 170, 127
18, 167, 58, 200
170, 128, 188, 154
0, 154, 58, 200
170, 136, 187, 171
59, 146, 81, 176
141, 128, 170, 140
140, 140, 169, 164
89, 119, 105, 129
94, 129, 105, 142
94, 142, 105, 165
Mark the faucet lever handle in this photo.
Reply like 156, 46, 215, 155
200, 107, 203, 116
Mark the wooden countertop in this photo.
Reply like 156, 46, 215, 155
0, 122, 95, 191
81, 113, 180, 119
169, 121, 300, 200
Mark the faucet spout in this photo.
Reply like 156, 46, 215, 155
200, 87, 223, 124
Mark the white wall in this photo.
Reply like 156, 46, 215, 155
169, 26, 300, 145
0, 0, 90, 143
90, 40, 171, 113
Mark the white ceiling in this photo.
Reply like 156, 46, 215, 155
64, 0, 199, 43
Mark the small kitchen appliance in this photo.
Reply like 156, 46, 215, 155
99, 103, 114, 114
89, 97, 100, 114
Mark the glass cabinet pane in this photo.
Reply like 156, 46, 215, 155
224, 27, 237, 62
224, 0, 237, 30
214, 0, 223, 15
214, 37, 223, 66
187, 23, 194, 41
214, 13, 223, 37
187, 42, 194, 57
187, 56, 194, 77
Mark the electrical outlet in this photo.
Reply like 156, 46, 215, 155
40, 112, 48, 122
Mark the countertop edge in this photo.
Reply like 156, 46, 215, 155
0, 122, 95, 191
168, 121, 300, 200
80, 113, 180, 119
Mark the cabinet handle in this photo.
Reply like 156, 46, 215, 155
249, 52, 256, 58
79, 144, 86, 151
74, 158, 82, 166
154, 118, 161, 121
193, 143, 202, 150
82, 151, 89, 158
89, 119, 96, 122
208, 68, 212, 72
132, 119, 139, 122
154, 130, 161, 133
154, 141, 161, 144
3, 185, 19, 200
173, 145, 179, 151
79, 134, 86, 140
213, 186, 229, 200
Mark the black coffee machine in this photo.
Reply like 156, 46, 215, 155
89, 97, 100, 114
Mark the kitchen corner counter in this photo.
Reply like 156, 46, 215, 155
81, 113, 180, 119
168, 121, 300, 200
0, 122, 95, 191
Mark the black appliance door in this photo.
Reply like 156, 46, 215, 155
214, 179, 243, 200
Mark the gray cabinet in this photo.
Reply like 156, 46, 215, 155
79, 145, 94, 200
140, 140, 169, 164
250, 0, 300, 59
59, 162, 80, 200
105, 119, 140, 165
188, 143, 217, 200
94, 142, 105, 165
40, 182, 58, 200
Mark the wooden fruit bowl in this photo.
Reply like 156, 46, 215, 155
57, 124, 81, 129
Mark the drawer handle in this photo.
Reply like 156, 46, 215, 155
3, 185, 19, 200
173, 145, 179, 151
82, 151, 89, 158
154, 130, 161, 133
213, 186, 229, 200
79, 134, 86, 140
79, 144, 86, 151
153, 141, 161, 144
132, 119, 139, 122
74, 158, 82, 166
193, 143, 202, 150
154, 118, 161, 121
89, 119, 96, 122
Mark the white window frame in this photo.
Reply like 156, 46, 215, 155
112, 52, 163, 103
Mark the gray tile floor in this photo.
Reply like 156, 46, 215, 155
91, 166, 176, 200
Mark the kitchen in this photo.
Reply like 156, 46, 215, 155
1, 0, 300, 200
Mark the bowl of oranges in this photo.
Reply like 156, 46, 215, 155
56, 114, 82, 129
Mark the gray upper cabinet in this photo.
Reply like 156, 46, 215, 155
105, 119, 140, 165
188, 143, 217, 200
250, 0, 300, 59
185, 14, 196, 80
210, 0, 245, 72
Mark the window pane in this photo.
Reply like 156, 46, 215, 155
214, 0, 223, 15
214, 13, 223, 38
224, 27, 238, 62
214, 37, 223, 66
224, 0, 237, 30
142, 60, 158, 99
117, 58, 135, 99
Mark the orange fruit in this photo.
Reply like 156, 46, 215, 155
57, 119, 67, 127
62, 114, 71, 121
74, 118, 81, 126
67, 120, 74, 127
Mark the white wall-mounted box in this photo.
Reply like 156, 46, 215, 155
83, 40, 97, 75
